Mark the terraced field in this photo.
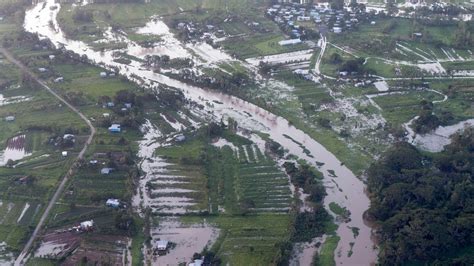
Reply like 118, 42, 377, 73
208, 141, 292, 214
208, 214, 292, 265
237, 144, 292, 212
146, 160, 208, 214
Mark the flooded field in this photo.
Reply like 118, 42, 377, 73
0, 241, 14, 265
34, 231, 129, 265
0, 134, 32, 166
0, 93, 31, 107
150, 217, 219, 265
405, 118, 474, 152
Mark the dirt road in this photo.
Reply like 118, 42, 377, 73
0, 47, 96, 265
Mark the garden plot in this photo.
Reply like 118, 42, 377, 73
208, 214, 292, 265
370, 90, 445, 126
66, 170, 128, 205
0, 200, 41, 255
0, 93, 31, 107
227, 144, 292, 213
147, 163, 208, 214
0, 241, 14, 265
33, 230, 129, 264
245, 49, 314, 66
0, 134, 32, 166
0, 201, 40, 226
136, 122, 208, 215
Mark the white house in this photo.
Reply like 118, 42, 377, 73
5, 116, 15, 122
278, 39, 302, 46
106, 198, 120, 208
156, 240, 168, 251
80, 220, 94, 230
101, 168, 113, 175
189, 259, 204, 266
108, 124, 121, 133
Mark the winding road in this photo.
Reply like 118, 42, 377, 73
0, 47, 96, 266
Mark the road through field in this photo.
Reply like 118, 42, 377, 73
0, 47, 97, 266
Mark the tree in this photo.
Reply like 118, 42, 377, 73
330, 0, 344, 10
329, 52, 342, 64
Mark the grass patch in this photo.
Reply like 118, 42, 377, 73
319, 235, 340, 266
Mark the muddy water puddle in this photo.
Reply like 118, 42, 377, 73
150, 217, 219, 265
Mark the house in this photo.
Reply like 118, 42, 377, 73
339, 71, 349, 76
54, 77, 64, 83
100, 72, 107, 78
106, 198, 120, 208
370, 21, 376, 25
80, 220, 94, 231
106, 102, 115, 107
89, 159, 98, 165
124, 103, 132, 109
333, 27, 342, 33
49, 55, 55, 60
16, 176, 31, 185
5, 116, 15, 122
278, 39, 302, 46
156, 240, 168, 251
108, 124, 121, 133
103, 113, 110, 118
38, 68, 47, 72
63, 134, 75, 142
175, 134, 186, 142
189, 259, 204, 266
62, 151, 68, 157
101, 168, 113, 175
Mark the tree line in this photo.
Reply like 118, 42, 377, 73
367, 127, 474, 264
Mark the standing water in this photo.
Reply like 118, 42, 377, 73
0, 135, 32, 166
23, 1, 377, 264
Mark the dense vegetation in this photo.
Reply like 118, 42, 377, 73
367, 128, 474, 264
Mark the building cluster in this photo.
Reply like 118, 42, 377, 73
267, 3, 367, 38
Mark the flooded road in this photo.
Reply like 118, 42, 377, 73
24, 1, 377, 264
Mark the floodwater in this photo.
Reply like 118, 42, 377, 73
0, 93, 31, 107
0, 241, 15, 265
24, 1, 378, 264
290, 236, 326, 266
405, 118, 474, 152
150, 218, 219, 265
245, 49, 314, 66
0, 135, 32, 167
34, 242, 67, 257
